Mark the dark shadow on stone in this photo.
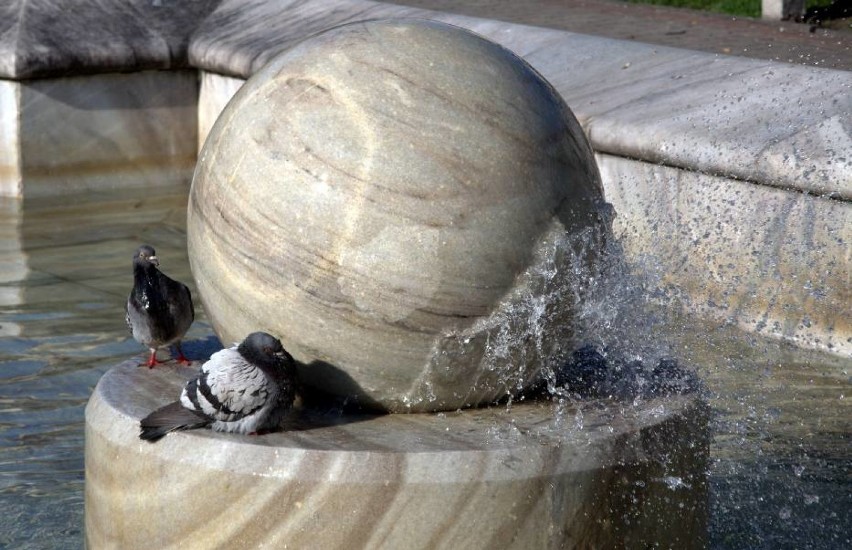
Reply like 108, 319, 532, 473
272, 359, 389, 432
177, 334, 222, 363
296, 358, 388, 412
278, 401, 386, 433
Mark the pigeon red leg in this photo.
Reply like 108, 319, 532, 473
145, 349, 160, 369
174, 343, 192, 365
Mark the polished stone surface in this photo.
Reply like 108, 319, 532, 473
0, 0, 222, 79
190, 0, 851, 200
1, 70, 198, 198
189, 19, 606, 412
85, 358, 708, 548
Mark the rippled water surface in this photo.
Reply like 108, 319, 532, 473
0, 186, 848, 549
0, 187, 212, 549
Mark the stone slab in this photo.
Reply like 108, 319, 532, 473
0, 0, 222, 79
598, 153, 852, 357
85, 357, 709, 548
2, 70, 198, 198
189, 0, 852, 200
197, 72, 244, 153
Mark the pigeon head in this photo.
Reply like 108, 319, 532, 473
134, 245, 159, 267
237, 332, 293, 371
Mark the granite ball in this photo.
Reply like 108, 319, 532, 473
188, 19, 607, 412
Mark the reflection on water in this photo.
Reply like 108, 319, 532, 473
0, 186, 848, 548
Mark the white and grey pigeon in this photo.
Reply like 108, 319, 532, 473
139, 332, 299, 442
126, 244, 194, 368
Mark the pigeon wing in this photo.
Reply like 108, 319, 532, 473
181, 348, 269, 423
160, 273, 194, 332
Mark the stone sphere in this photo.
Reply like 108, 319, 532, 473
188, 19, 606, 413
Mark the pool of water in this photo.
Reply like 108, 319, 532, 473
0, 185, 848, 548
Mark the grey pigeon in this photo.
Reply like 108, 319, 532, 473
139, 332, 298, 442
126, 245, 194, 368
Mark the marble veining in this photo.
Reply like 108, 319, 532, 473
189, 0, 851, 199
189, 19, 607, 412
85, 358, 708, 548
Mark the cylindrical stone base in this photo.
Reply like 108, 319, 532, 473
85, 359, 708, 548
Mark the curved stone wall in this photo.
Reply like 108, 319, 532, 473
85, 359, 709, 548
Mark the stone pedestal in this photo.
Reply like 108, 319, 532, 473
85, 358, 709, 548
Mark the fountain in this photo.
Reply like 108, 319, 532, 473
85, 18, 710, 548
0, 0, 847, 548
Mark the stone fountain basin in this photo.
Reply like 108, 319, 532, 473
85, 357, 708, 548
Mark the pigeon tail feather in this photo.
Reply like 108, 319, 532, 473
139, 401, 211, 442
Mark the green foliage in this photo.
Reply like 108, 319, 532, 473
625, 0, 837, 18
806, 0, 836, 8
624, 0, 761, 18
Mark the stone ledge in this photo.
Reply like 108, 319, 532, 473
0, 0, 222, 79
3, 0, 848, 200
85, 358, 709, 548
189, 0, 851, 200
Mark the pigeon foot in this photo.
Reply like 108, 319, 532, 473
174, 343, 192, 365
144, 350, 160, 369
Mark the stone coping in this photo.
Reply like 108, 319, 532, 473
0, 0, 221, 79
1, 0, 849, 199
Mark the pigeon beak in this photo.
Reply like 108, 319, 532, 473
148, 255, 160, 267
